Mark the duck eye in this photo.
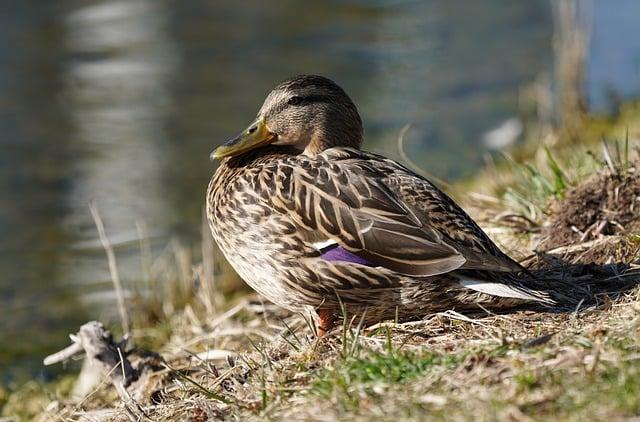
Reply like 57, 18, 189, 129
287, 96, 302, 106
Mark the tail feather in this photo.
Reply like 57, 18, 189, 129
456, 264, 640, 309
458, 277, 554, 304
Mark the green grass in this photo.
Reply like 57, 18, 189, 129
302, 325, 640, 420
498, 146, 587, 221
515, 353, 640, 418
307, 342, 514, 416
311, 350, 460, 398
1, 376, 76, 421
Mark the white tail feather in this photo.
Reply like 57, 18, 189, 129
459, 278, 547, 302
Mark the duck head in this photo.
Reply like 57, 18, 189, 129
211, 75, 363, 159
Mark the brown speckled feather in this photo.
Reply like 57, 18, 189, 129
207, 146, 550, 324
273, 147, 522, 275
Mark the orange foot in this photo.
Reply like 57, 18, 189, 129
316, 309, 335, 337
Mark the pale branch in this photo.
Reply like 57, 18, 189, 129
43, 321, 137, 387
89, 201, 131, 336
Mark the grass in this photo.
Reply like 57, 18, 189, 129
485, 138, 622, 224
465, 100, 640, 216
15, 289, 640, 420
3, 107, 640, 421
302, 306, 640, 420
310, 350, 462, 399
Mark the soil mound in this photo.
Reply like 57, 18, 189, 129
538, 163, 640, 264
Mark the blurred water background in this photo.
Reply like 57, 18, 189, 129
1, 0, 640, 383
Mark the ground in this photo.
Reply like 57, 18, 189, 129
2, 112, 640, 421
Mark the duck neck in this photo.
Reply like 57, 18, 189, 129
302, 120, 363, 156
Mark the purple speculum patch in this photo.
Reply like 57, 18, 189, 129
320, 244, 373, 266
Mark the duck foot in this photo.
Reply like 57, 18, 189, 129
316, 309, 335, 337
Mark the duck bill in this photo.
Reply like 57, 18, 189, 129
210, 117, 276, 160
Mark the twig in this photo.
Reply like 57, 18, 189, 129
201, 209, 217, 314
397, 124, 451, 189
89, 201, 130, 336
437, 310, 488, 327
601, 137, 616, 174
116, 346, 149, 421
43, 321, 137, 386
544, 237, 610, 256
43, 340, 83, 366
66, 360, 123, 417
135, 220, 152, 283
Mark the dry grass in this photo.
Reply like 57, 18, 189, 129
35, 291, 640, 421
5, 143, 640, 422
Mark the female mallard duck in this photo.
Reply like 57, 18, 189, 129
207, 75, 551, 335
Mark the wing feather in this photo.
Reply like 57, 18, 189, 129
271, 147, 523, 276
273, 153, 466, 276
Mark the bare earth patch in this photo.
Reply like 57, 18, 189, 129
539, 165, 640, 262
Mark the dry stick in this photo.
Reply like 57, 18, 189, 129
44, 321, 140, 419
396, 124, 452, 190
116, 346, 150, 421
89, 201, 131, 336
136, 220, 152, 283
201, 209, 217, 314
65, 359, 123, 420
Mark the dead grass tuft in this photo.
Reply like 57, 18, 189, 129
540, 163, 640, 253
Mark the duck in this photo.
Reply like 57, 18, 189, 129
206, 74, 552, 336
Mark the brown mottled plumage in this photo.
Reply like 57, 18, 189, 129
207, 75, 552, 335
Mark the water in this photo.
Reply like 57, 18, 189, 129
1, 0, 639, 384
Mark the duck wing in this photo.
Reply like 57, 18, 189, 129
270, 148, 521, 276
